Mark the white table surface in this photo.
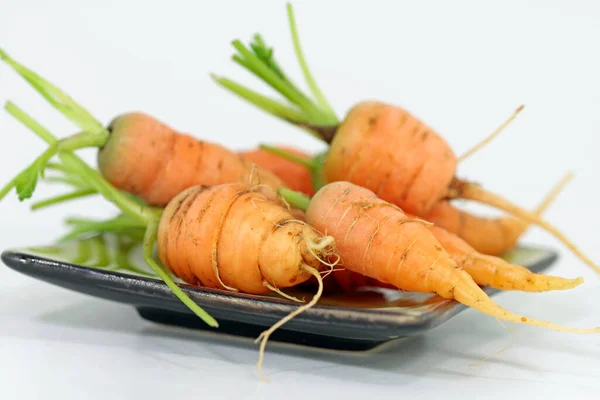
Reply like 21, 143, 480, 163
1, 0, 600, 398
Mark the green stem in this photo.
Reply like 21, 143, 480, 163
59, 215, 145, 242
286, 3, 337, 122
31, 188, 97, 210
0, 48, 104, 133
45, 162, 71, 174
72, 239, 92, 265
0, 102, 60, 201
213, 4, 340, 141
0, 51, 110, 201
143, 220, 219, 328
5, 102, 219, 329
61, 153, 161, 224
210, 75, 312, 125
231, 40, 319, 118
0, 175, 19, 202
6, 101, 56, 144
259, 144, 316, 169
5, 101, 161, 224
59, 130, 110, 151
278, 188, 311, 211
116, 237, 152, 277
90, 235, 110, 267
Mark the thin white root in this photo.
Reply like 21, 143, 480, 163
263, 280, 305, 303
247, 163, 262, 186
458, 105, 524, 163
534, 172, 574, 215
321, 267, 345, 279
306, 234, 340, 274
211, 229, 239, 292
255, 264, 324, 382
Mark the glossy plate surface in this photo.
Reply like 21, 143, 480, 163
1, 234, 559, 350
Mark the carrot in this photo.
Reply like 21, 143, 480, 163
239, 145, 316, 195
297, 173, 584, 294
0, 49, 283, 207
252, 143, 562, 257
3, 102, 339, 381
428, 223, 583, 292
211, 3, 599, 274
279, 181, 599, 334
426, 172, 573, 256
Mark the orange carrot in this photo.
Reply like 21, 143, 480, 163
428, 223, 583, 292
157, 182, 340, 380
4, 102, 341, 381
157, 183, 333, 294
212, 4, 599, 274
425, 201, 529, 256
426, 172, 572, 256
279, 181, 599, 334
302, 175, 583, 295
239, 145, 315, 195
0, 50, 283, 208
98, 113, 283, 206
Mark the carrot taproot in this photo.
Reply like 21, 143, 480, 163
425, 172, 573, 256
212, 3, 599, 274
427, 223, 583, 292
0, 49, 284, 207
279, 181, 599, 333
239, 145, 315, 195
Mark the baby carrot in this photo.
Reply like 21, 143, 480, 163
0, 49, 283, 207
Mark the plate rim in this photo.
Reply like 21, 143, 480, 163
1, 245, 560, 339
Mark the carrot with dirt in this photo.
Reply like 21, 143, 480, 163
211, 3, 599, 274
277, 180, 599, 333
254, 144, 562, 257
0, 48, 284, 208
2, 101, 338, 380
293, 174, 584, 294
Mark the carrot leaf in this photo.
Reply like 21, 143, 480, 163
213, 3, 340, 139
31, 188, 98, 211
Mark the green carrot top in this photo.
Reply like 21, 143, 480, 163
211, 3, 340, 142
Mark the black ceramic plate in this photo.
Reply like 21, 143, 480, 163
1, 233, 558, 351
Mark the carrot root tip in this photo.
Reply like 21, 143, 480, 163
255, 264, 323, 381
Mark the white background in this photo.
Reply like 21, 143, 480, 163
1, 0, 599, 398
